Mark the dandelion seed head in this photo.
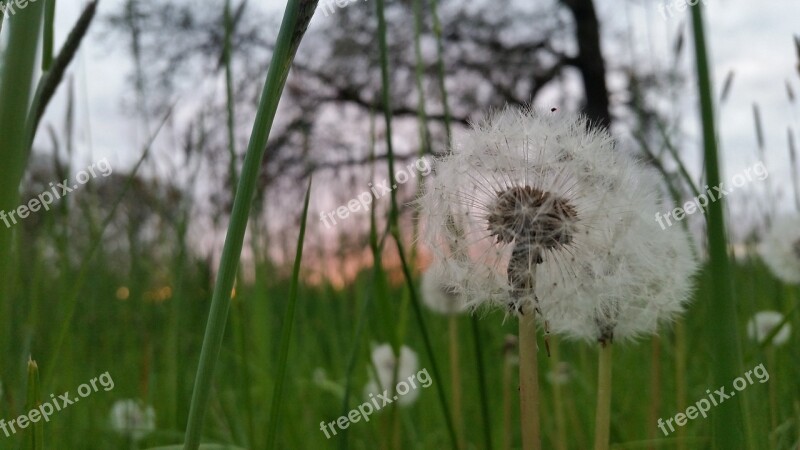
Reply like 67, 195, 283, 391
420, 106, 698, 342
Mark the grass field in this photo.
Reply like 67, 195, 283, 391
1, 1, 799, 449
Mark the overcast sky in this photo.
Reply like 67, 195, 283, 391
32, 0, 800, 237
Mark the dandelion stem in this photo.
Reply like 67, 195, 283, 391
593, 342, 613, 450
449, 316, 465, 448
519, 307, 541, 450
551, 338, 568, 450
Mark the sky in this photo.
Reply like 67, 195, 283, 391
25, 0, 800, 241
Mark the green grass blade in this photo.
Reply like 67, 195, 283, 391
43, 0, 56, 70
471, 316, 493, 450
265, 178, 313, 450
223, 0, 239, 189
182, 1, 318, 448
0, 0, 45, 381
654, 120, 702, 201
689, 3, 746, 449
24, 358, 44, 450
27, 1, 98, 148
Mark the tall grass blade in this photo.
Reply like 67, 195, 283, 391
182, 1, 318, 448
471, 316, 493, 450
0, 0, 44, 377
689, 3, 745, 448
42, 0, 56, 70
265, 179, 313, 450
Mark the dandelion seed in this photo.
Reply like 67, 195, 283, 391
759, 215, 800, 284
747, 310, 792, 346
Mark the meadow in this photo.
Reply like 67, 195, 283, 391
1, 0, 799, 449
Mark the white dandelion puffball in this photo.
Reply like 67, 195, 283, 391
759, 216, 800, 284
109, 399, 156, 441
419, 106, 698, 343
421, 263, 466, 315
747, 311, 791, 346
364, 343, 420, 406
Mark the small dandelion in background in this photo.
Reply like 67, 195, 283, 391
747, 310, 792, 346
364, 343, 420, 407
109, 399, 156, 442
420, 262, 468, 443
545, 362, 573, 386
759, 215, 800, 284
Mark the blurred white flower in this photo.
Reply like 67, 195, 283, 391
747, 310, 791, 346
546, 362, 573, 385
109, 399, 155, 441
364, 343, 420, 407
419, 106, 698, 343
421, 263, 466, 315
759, 216, 800, 284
